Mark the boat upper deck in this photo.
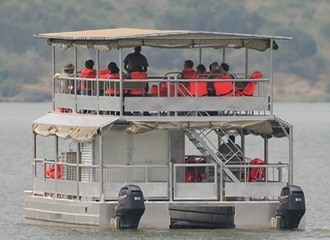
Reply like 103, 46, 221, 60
35, 28, 292, 119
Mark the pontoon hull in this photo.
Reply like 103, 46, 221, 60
24, 191, 305, 230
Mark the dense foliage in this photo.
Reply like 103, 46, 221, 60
0, 0, 328, 101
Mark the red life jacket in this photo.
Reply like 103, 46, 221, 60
241, 71, 263, 96
105, 73, 120, 95
249, 158, 265, 182
182, 68, 196, 79
213, 74, 234, 96
129, 71, 147, 95
80, 68, 97, 91
99, 68, 111, 79
189, 74, 208, 97
45, 163, 62, 179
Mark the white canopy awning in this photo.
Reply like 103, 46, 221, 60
126, 117, 291, 138
32, 113, 118, 143
34, 28, 292, 51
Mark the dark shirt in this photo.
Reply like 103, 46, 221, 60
124, 53, 149, 72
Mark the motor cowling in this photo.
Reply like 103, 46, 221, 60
276, 185, 306, 229
115, 184, 145, 229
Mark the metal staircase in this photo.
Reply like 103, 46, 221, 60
185, 129, 240, 183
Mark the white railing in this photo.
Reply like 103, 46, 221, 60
53, 74, 271, 116
33, 157, 169, 200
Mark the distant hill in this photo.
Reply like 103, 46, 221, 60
0, 0, 329, 101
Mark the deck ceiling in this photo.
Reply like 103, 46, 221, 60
34, 28, 292, 51
32, 113, 118, 143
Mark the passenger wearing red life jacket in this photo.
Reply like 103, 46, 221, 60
45, 162, 62, 179
181, 60, 196, 79
213, 63, 234, 97
104, 64, 121, 96
79, 59, 97, 95
189, 64, 208, 97
177, 60, 196, 96
238, 71, 263, 96
128, 65, 147, 96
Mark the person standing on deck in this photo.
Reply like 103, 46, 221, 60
124, 47, 149, 73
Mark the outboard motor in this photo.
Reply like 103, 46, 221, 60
115, 184, 145, 229
276, 185, 306, 229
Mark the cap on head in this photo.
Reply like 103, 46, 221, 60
64, 63, 74, 72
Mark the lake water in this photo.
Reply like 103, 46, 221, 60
0, 102, 329, 239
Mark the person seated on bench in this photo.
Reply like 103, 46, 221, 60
104, 64, 121, 96
213, 63, 234, 97
189, 64, 208, 97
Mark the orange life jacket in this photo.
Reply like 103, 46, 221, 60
213, 74, 234, 96
189, 74, 208, 97
241, 71, 263, 96
249, 158, 265, 182
80, 68, 97, 91
104, 73, 120, 95
45, 163, 62, 179
182, 68, 196, 79
129, 71, 147, 95
99, 69, 111, 79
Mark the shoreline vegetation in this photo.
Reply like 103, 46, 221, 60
0, 0, 329, 102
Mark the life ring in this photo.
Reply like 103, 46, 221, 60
249, 158, 265, 182
45, 162, 62, 179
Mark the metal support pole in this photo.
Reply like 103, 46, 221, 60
199, 48, 202, 64
245, 48, 249, 78
169, 162, 173, 201
96, 50, 100, 115
76, 143, 80, 200
32, 133, 37, 194
264, 136, 269, 164
99, 134, 104, 202
269, 39, 274, 114
119, 48, 123, 116
219, 163, 223, 201
289, 126, 293, 185
264, 135, 269, 181
74, 47, 78, 113
54, 136, 58, 198
222, 48, 226, 63
240, 129, 245, 155
52, 46, 56, 112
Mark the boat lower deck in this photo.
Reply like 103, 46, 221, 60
25, 191, 302, 230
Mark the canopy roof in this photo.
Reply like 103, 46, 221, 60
32, 113, 291, 141
126, 116, 291, 138
32, 113, 118, 143
34, 28, 292, 51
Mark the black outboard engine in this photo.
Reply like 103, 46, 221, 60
115, 184, 145, 229
276, 185, 306, 229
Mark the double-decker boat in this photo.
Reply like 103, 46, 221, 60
24, 28, 305, 230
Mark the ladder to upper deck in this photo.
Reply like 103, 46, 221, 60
185, 129, 250, 183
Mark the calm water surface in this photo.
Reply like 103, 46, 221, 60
0, 102, 329, 239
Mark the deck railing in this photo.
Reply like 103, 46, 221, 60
54, 75, 271, 116
33, 156, 169, 200
33, 155, 288, 202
